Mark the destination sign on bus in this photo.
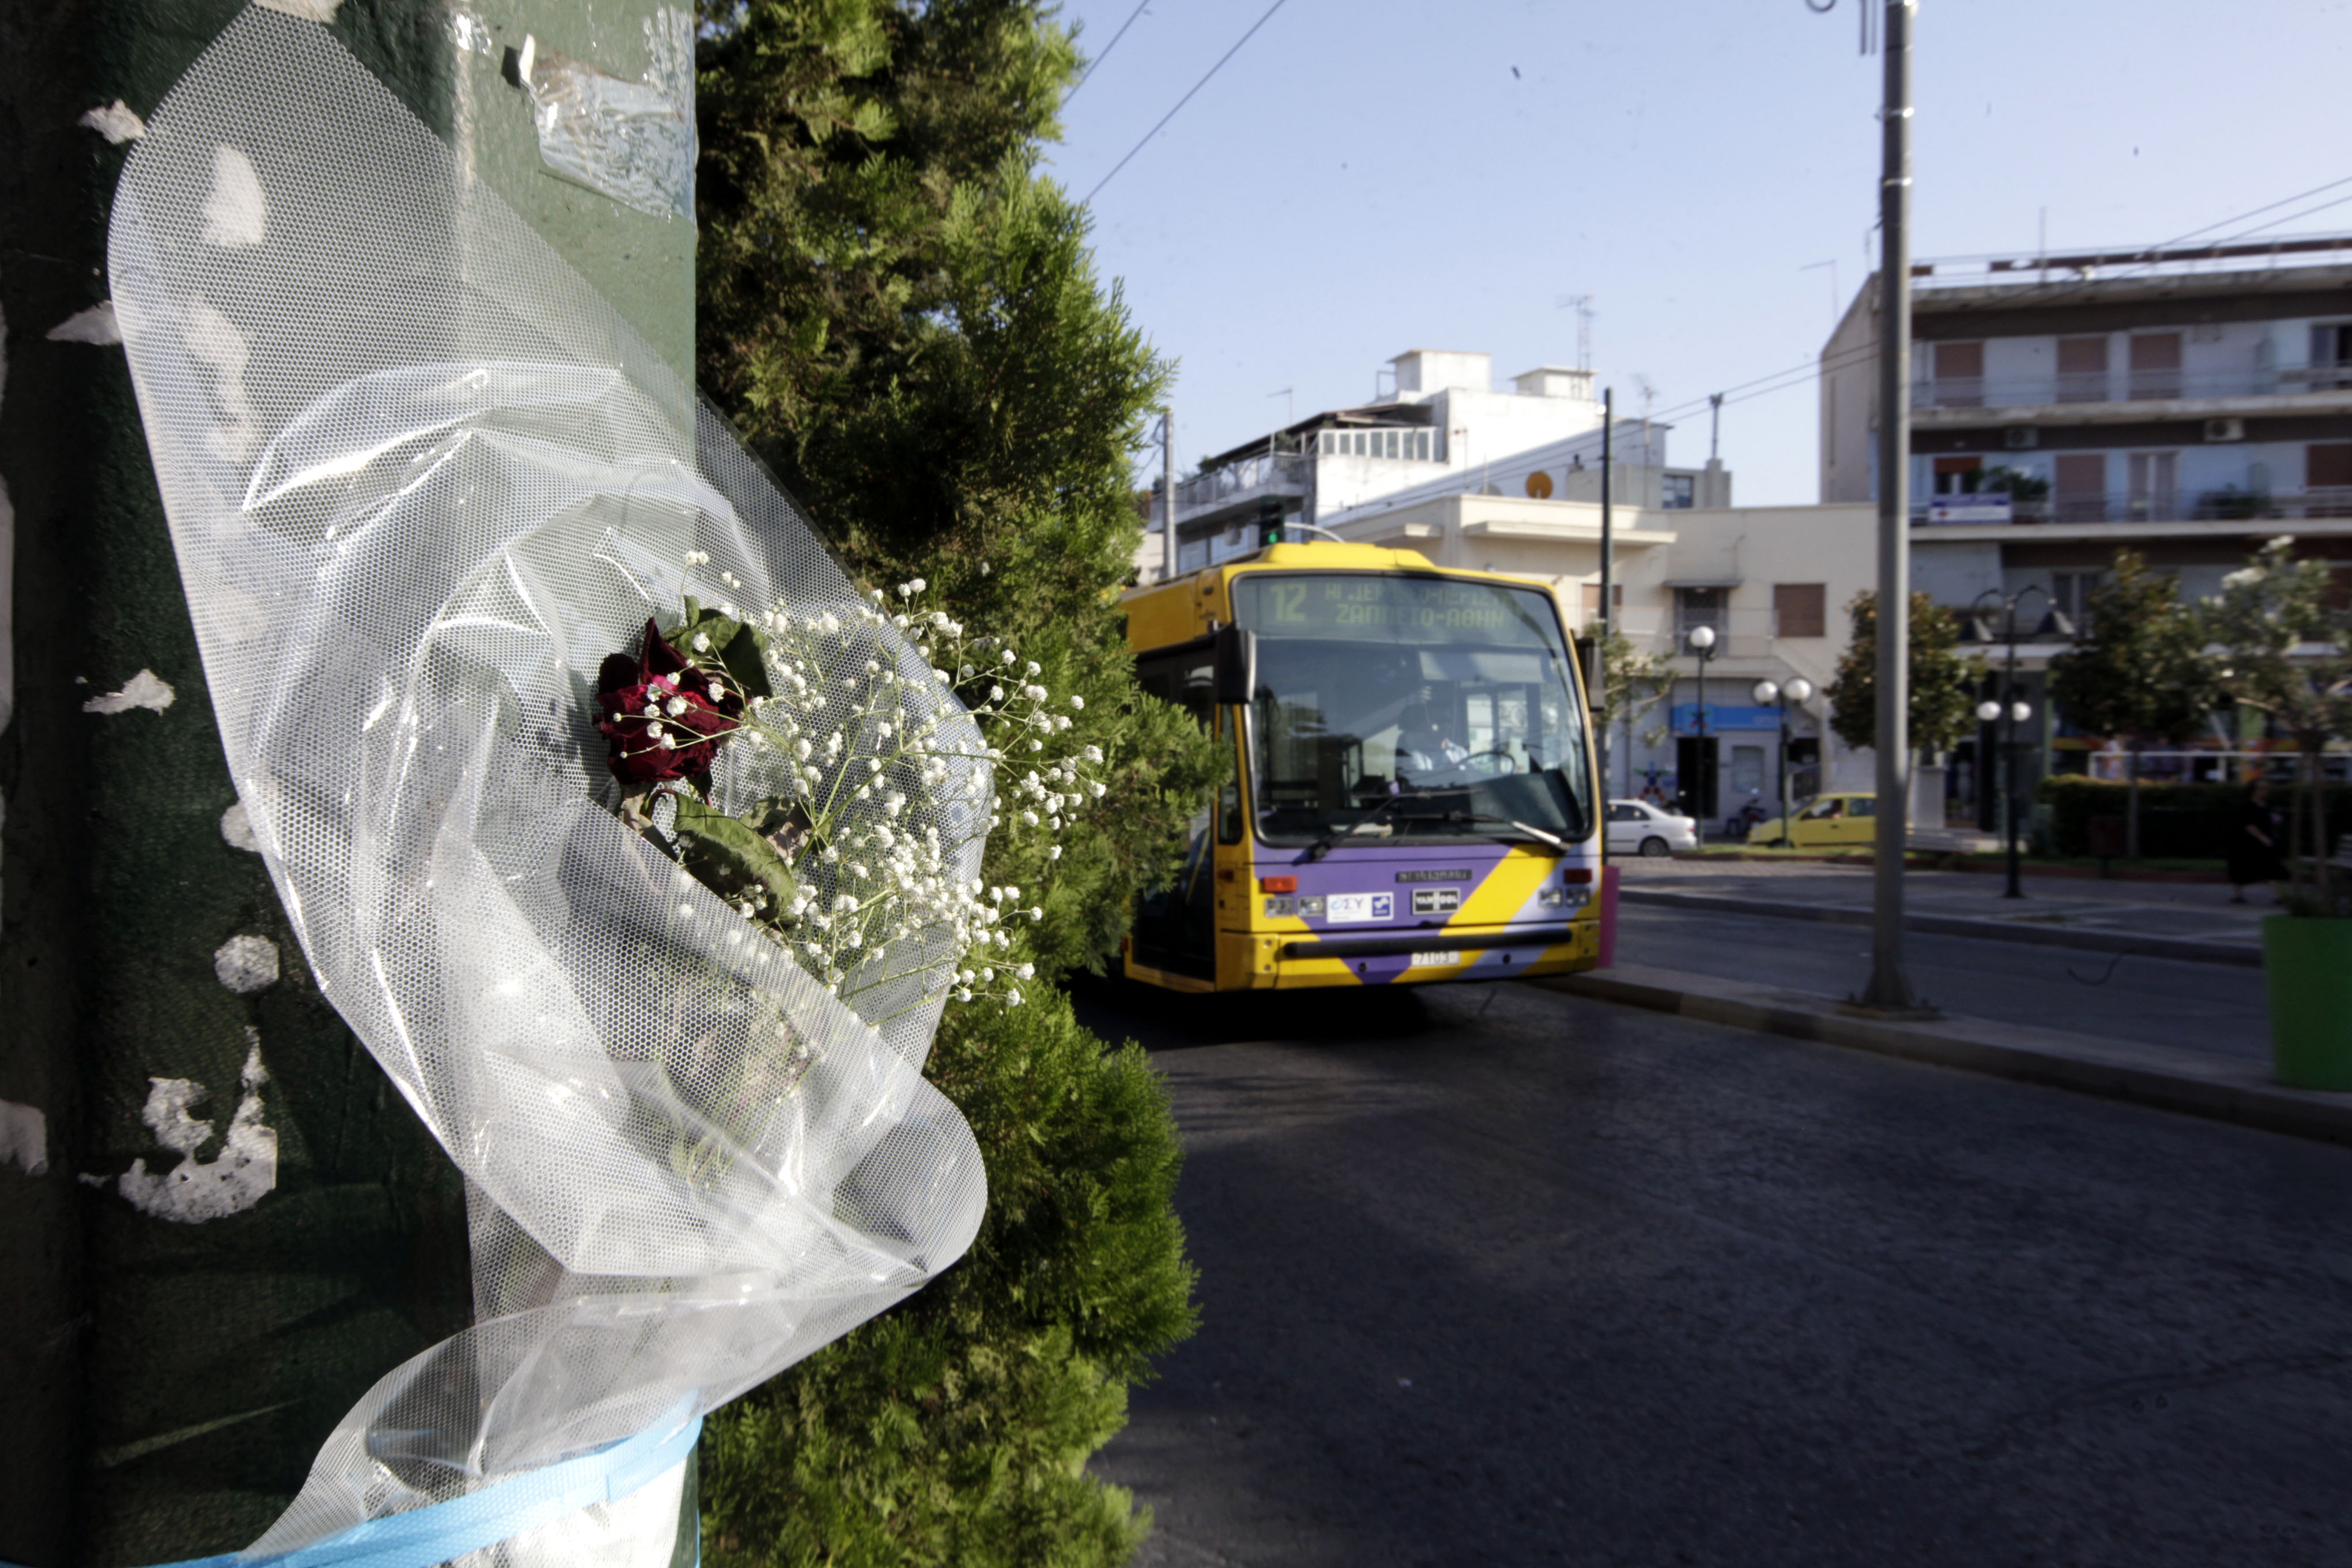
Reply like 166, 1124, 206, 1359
1233, 574, 1559, 647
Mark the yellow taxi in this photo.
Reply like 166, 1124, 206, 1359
1745, 791, 1899, 850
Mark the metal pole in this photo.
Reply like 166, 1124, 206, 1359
1161, 406, 1177, 582
1861, 0, 1922, 1011
2004, 631, 2025, 898
1777, 696, 1791, 846
1696, 645, 1709, 839
1599, 389, 1615, 799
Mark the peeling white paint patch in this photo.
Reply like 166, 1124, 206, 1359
221, 800, 260, 853
257, 0, 343, 20
180, 299, 261, 461
116, 1033, 276, 1222
79, 100, 146, 144
83, 669, 175, 715
199, 144, 267, 248
46, 301, 122, 346
213, 933, 280, 993
1, 1100, 48, 1177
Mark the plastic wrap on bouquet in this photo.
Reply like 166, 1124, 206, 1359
105, 9, 988, 1561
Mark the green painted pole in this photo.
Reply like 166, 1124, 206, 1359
0, 5, 696, 1561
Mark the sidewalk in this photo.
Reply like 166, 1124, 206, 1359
1615, 855, 2274, 968
1532, 963, 2352, 1149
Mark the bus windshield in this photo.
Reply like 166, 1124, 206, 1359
1230, 573, 1593, 849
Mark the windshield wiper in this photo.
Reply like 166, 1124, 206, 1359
1423, 810, 1573, 853
1303, 789, 1445, 861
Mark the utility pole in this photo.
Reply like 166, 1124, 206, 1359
1597, 389, 1615, 800
1162, 407, 1177, 582
1860, 0, 1925, 1012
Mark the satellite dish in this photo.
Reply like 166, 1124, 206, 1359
1524, 470, 1555, 499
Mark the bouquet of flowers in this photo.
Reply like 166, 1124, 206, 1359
591, 566, 1101, 1020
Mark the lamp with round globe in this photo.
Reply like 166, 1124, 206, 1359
1750, 676, 1815, 846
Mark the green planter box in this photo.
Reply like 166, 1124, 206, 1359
2264, 915, 2352, 1090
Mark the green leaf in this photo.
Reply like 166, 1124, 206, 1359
670, 793, 800, 924
665, 601, 775, 700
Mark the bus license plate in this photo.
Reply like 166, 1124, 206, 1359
1411, 950, 1462, 968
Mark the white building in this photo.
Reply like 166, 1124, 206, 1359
1139, 349, 1727, 583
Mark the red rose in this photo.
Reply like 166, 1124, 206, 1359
595, 619, 747, 787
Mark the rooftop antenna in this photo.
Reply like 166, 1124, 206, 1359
1634, 374, 1657, 466
1708, 392, 1724, 462
1556, 293, 1596, 372
1269, 386, 1294, 425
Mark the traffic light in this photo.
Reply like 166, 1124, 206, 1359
1257, 496, 1286, 546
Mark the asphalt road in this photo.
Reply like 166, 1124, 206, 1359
1073, 976, 2352, 1568
1614, 903, 2272, 1061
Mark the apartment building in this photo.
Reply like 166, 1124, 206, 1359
1139, 349, 1725, 583
1821, 236, 2352, 817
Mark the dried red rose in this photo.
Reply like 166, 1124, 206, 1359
595, 619, 746, 787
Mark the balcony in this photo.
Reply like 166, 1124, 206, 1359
1912, 363, 2352, 415
1913, 487, 2352, 526
1173, 449, 1313, 530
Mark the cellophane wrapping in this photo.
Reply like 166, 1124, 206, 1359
106, 9, 989, 1561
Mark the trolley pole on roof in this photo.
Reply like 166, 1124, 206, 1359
1162, 407, 1177, 582
1859, 0, 1927, 1013
1597, 388, 1614, 800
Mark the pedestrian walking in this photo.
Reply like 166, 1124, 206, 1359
2228, 776, 2287, 904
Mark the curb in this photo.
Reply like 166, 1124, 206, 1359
1618, 886, 2264, 969
1531, 963, 2352, 1148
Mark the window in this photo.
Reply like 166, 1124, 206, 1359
2129, 332, 2183, 400
1661, 473, 1695, 508
1932, 455, 1984, 495
1773, 583, 1826, 638
2052, 571, 2102, 634
2057, 336, 2109, 402
1318, 428, 1431, 460
2310, 443, 2352, 516
1580, 582, 1624, 619
2311, 325, 2352, 390
1850, 797, 1876, 819
2055, 453, 2107, 522
1933, 341, 1984, 408
2127, 451, 2178, 521
1673, 587, 1728, 642
1610, 802, 1646, 823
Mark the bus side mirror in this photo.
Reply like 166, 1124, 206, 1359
1213, 624, 1257, 706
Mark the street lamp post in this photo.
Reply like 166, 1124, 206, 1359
1752, 675, 1818, 846
1967, 586, 2075, 899
1687, 623, 1717, 839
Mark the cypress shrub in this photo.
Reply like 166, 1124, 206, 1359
693, 3, 1222, 1561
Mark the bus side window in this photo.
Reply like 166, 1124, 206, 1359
1217, 707, 1243, 844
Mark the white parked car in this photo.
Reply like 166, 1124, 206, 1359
1605, 798, 1698, 858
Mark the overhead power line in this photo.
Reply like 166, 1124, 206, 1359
1082, 0, 1291, 205
1066, 0, 1151, 100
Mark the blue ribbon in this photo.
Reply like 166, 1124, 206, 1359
7, 1410, 702, 1568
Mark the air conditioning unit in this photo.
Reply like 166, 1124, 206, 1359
2204, 417, 2246, 443
2003, 427, 2038, 450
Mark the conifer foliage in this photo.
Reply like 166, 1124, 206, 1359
693, 3, 1218, 1561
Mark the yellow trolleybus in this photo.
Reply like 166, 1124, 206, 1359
1120, 541, 1603, 992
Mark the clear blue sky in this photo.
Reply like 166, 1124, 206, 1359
1039, 0, 2352, 504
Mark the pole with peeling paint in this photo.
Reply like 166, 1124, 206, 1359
0, 3, 698, 1560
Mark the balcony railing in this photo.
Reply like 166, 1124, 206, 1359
1912, 363, 2352, 412
1174, 450, 1313, 518
1913, 487, 2352, 526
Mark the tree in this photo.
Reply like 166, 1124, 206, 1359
1823, 590, 1981, 756
2200, 536, 2352, 905
694, 3, 1222, 1561
2048, 549, 2221, 855
1595, 624, 1673, 796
